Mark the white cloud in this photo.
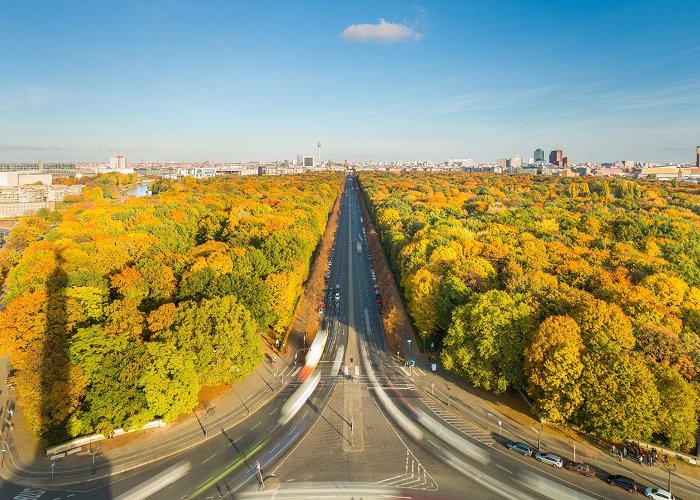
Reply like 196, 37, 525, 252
342, 18, 423, 43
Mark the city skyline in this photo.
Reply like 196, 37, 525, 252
1, 0, 699, 163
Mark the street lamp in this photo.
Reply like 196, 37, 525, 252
667, 463, 676, 494
534, 425, 543, 451
422, 332, 426, 353
89, 450, 98, 475
203, 406, 215, 437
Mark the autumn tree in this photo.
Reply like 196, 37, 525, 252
524, 316, 584, 422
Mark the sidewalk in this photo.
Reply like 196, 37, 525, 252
0, 343, 298, 487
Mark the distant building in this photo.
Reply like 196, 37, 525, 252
696, 146, 700, 169
534, 148, 545, 162
0, 184, 82, 219
508, 156, 522, 168
109, 155, 127, 170
302, 156, 315, 168
549, 149, 563, 168
635, 166, 691, 180
497, 159, 508, 168
0, 162, 75, 173
0, 171, 52, 187
563, 156, 571, 168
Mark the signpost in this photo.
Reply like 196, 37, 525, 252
51, 461, 56, 484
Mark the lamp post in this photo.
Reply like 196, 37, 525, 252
667, 463, 676, 494
203, 406, 214, 437
0, 440, 7, 468
89, 450, 98, 475
422, 332, 426, 353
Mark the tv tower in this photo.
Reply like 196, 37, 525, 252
317, 140, 321, 167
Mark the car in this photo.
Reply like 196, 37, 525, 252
606, 475, 636, 493
564, 462, 595, 477
644, 488, 674, 500
505, 442, 533, 456
534, 452, 563, 467
335, 292, 340, 302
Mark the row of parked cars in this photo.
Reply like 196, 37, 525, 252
505, 441, 675, 499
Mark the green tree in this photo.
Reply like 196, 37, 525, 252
653, 365, 700, 450
576, 353, 660, 441
442, 290, 533, 393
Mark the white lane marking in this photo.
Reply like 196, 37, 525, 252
251, 422, 261, 430
269, 408, 278, 415
202, 453, 216, 464
376, 474, 404, 484
496, 464, 512, 473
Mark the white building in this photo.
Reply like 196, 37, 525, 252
0, 171, 53, 187
109, 155, 127, 170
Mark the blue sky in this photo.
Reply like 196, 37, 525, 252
1, 0, 699, 163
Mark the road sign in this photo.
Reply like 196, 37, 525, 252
50, 461, 56, 469
409, 358, 415, 366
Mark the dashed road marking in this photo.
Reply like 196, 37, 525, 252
419, 397, 495, 446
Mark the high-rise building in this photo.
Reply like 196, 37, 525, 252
534, 148, 545, 162
549, 149, 563, 167
497, 158, 508, 168
109, 155, 127, 169
696, 146, 700, 169
563, 156, 570, 168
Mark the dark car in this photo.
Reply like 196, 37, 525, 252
564, 462, 595, 477
505, 441, 533, 456
607, 475, 636, 492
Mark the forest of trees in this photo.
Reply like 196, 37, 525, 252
54, 171, 138, 200
359, 172, 700, 451
0, 173, 341, 444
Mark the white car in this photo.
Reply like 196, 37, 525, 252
534, 452, 563, 467
644, 488, 675, 500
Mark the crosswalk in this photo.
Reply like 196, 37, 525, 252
375, 449, 438, 490
419, 397, 495, 446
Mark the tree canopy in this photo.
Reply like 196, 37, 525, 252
360, 171, 700, 449
0, 173, 341, 443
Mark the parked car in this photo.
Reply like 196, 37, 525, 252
505, 442, 533, 456
534, 452, 563, 467
564, 462, 595, 477
644, 488, 674, 500
607, 475, 636, 493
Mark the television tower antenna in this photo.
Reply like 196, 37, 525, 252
317, 140, 321, 167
